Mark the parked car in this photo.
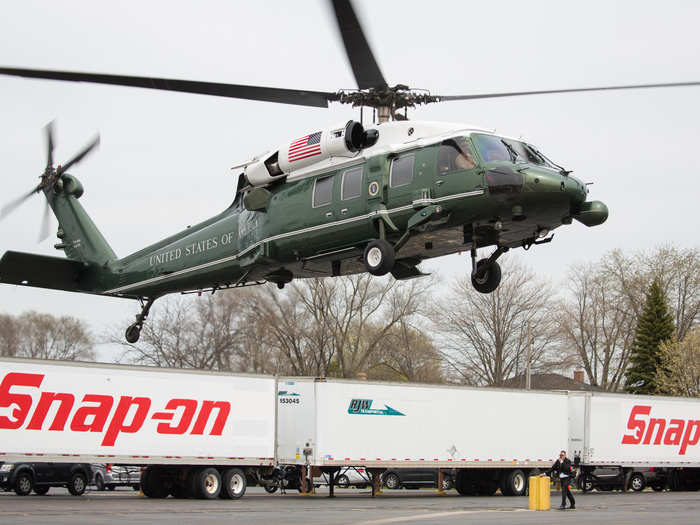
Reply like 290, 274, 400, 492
91, 464, 141, 491
382, 469, 455, 490
327, 467, 371, 488
578, 467, 663, 492
0, 462, 92, 496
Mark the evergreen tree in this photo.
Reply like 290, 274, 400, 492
624, 279, 675, 394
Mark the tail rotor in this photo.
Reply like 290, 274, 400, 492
0, 121, 100, 241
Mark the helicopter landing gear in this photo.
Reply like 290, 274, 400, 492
363, 239, 395, 276
125, 296, 157, 343
470, 246, 508, 294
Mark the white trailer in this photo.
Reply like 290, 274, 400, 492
277, 377, 569, 496
0, 357, 277, 499
569, 391, 700, 491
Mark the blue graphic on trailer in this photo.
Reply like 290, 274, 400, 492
347, 398, 405, 416
278, 391, 301, 397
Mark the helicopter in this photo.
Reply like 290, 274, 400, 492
0, 0, 698, 344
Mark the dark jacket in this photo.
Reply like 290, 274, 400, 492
549, 457, 574, 478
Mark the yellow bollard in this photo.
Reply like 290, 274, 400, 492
528, 476, 550, 511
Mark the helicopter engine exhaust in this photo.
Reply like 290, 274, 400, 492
245, 120, 378, 186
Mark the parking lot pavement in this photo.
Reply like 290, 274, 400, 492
2, 488, 700, 525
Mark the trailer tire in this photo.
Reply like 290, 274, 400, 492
220, 468, 246, 499
477, 479, 498, 496
455, 470, 477, 496
501, 469, 526, 496
192, 467, 221, 499
630, 472, 645, 492
141, 468, 169, 499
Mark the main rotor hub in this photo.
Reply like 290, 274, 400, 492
331, 85, 439, 121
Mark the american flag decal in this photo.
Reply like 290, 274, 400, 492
288, 131, 322, 162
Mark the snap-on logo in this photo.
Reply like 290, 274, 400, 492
0, 372, 230, 446
621, 405, 700, 455
347, 399, 404, 416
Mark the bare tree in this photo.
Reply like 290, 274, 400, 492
0, 313, 19, 357
558, 263, 636, 391
656, 328, 700, 397
116, 290, 274, 372
368, 319, 443, 383
436, 259, 560, 386
2, 311, 94, 361
249, 274, 432, 378
603, 246, 700, 339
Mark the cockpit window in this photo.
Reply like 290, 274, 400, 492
472, 134, 512, 162
502, 139, 549, 166
437, 137, 477, 174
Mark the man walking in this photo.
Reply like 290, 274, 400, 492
547, 450, 576, 510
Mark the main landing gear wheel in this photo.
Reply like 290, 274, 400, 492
471, 259, 502, 294
364, 239, 395, 276
125, 323, 141, 343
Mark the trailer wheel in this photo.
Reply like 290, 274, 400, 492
192, 467, 221, 499
630, 472, 645, 492
220, 468, 246, 499
14, 472, 33, 496
383, 472, 401, 490
141, 468, 169, 498
455, 470, 477, 496
501, 469, 526, 496
477, 479, 498, 496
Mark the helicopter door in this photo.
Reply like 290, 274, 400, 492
387, 151, 418, 211
334, 164, 371, 241
434, 137, 482, 200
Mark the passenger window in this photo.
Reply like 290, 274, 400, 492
437, 138, 477, 174
390, 154, 414, 188
341, 166, 363, 200
312, 175, 334, 207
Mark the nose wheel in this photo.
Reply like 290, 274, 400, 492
125, 296, 157, 343
470, 246, 507, 294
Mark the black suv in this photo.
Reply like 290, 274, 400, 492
0, 462, 92, 496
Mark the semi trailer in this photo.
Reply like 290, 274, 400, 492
1, 357, 699, 498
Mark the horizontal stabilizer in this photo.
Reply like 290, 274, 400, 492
0, 250, 93, 293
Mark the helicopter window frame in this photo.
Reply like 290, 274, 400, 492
437, 137, 477, 175
390, 153, 415, 189
312, 174, 335, 208
341, 165, 364, 201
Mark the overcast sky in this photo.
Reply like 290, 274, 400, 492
1, 0, 698, 359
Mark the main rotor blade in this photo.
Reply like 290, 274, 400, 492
56, 135, 100, 175
437, 81, 700, 102
0, 67, 333, 108
0, 188, 38, 220
45, 120, 55, 169
38, 200, 51, 242
330, 0, 387, 90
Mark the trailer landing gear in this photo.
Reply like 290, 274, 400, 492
125, 296, 157, 343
